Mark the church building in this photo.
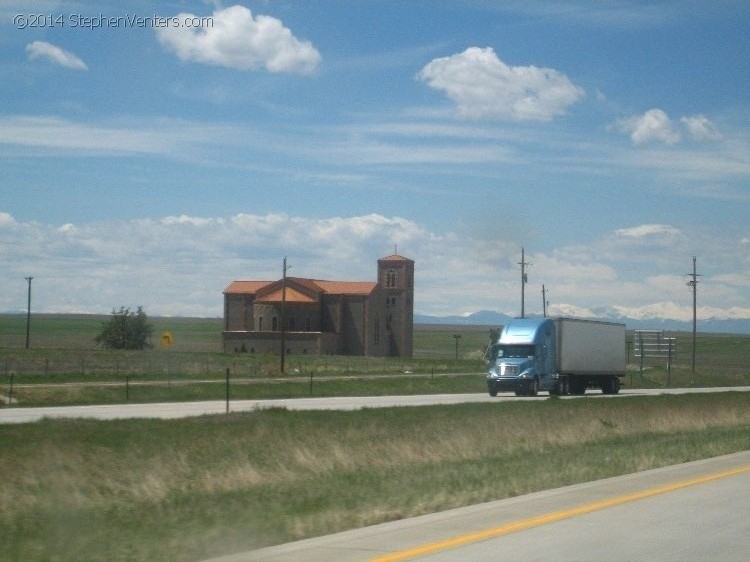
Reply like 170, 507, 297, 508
222, 254, 414, 357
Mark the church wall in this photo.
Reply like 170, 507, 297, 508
223, 255, 413, 358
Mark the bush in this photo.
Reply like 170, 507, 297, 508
94, 306, 154, 350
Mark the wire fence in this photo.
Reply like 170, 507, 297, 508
0, 350, 486, 408
0, 349, 483, 381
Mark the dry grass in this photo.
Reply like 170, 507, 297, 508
1, 393, 749, 561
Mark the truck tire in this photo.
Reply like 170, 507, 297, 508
561, 378, 569, 395
602, 376, 620, 395
489, 387, 498, 397
529, 378, 539, 397
552, 378, 568, 396
570, 379, 586, 395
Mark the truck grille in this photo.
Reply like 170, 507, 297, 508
500, 364, 518, 376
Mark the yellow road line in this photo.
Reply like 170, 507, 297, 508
370, 464, 750, 562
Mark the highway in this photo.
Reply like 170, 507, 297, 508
206, 451, 750, 562
1, 386, 749, 424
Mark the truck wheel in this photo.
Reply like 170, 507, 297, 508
601, 377, 620, 395
529, 378, 539, 397
489, 388, 498, 397
610, 377, 620, 394
552, 379, 568, 396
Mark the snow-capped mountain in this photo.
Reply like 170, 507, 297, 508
415, 304, 750, 334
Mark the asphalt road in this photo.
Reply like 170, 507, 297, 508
206, 451, 750, 562
1, 386, 749, 424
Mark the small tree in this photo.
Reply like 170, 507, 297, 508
95, 306, 154, 350
485, 328, 501, 361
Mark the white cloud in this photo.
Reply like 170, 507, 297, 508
712, 273, 750, 288
161, 215, 215, 227
680, 115, 723, 141
0, 116, 167, 154
25, 41, 88, 70
619, 108, 680, 145
0, 213, 425, 316
0, 212, 16, 226
617, 110, 723, 146
417, 47, 585, 121
615, 224, 681, 238
0, 213, 747, 322
0, 115, 264, 160
156, 5, 321, 74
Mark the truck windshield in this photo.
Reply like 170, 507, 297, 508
497, 345, 535, 358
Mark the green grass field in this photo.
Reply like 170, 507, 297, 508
1, 314, 749, 561
1, 314, 748, 407
1, 393, 748, 561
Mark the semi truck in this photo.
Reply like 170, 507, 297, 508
486, 317, 626, 397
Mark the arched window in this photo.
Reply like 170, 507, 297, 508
272, 316, 279, 331
258, 316, 263, 331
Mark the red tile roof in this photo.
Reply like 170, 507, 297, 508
286, 277, 325, 293
255, 287, 317, 304
224, 280, 274, 294
312, 280, 378, 295
224, 278, 378, 297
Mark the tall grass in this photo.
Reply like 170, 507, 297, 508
1, 393, 749, 561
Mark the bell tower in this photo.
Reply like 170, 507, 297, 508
378, 253, 414, 357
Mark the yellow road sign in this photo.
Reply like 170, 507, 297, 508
161, 331, 174, 349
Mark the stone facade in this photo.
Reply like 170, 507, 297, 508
222, 254, 414, 357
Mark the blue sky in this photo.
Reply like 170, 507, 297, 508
1, 1, 749, 322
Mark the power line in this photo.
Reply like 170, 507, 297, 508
24, 276, 33, 349
280, 256, 290, 374
518, 247, 531, 318
685, 256, 702, 373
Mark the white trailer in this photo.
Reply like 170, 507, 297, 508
555, 318, 626, 395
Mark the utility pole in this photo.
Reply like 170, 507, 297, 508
518, 248, 531, 318
452, 334, 461, 359
24, 276, 33, 349
280, 256, 288, 374
685, 256, 701, 373
542, 285, 548, 318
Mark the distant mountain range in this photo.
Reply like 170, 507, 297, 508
415, 310, 514, 327
415, 310, 750, 334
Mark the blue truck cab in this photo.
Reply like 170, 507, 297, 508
486, 318, 556, 396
